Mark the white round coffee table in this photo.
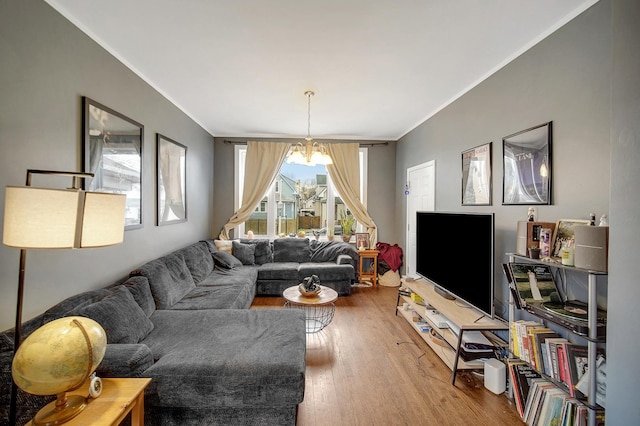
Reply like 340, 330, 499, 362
283, 285, 338, 333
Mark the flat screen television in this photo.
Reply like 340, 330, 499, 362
415, 211, 495, 318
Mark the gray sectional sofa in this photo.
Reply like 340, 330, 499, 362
0, 237, 358, 425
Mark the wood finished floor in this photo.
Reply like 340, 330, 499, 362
251, 285, 524, 426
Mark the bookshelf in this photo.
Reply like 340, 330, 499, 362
396, 277, 508, 385
506, 254, 607, 426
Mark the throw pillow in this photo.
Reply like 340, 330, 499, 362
273, 237, 312, 263
123, 276, 156, 317
214, 239, 235, 253
212, 251, 243, 269
232, 241, 256, 265
74, 285, 154, 344
239, 238, 273, 264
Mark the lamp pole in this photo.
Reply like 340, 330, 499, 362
7, 169, 96, 425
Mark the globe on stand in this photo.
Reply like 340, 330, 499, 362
12, 316, 107, 425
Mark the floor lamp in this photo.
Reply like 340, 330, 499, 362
2, 169, 126, 425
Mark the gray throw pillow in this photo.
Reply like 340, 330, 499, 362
123, 276, 156, 317
232, 241, 256, 265
74, 285, 154, 344
212, 251, 243, 269
239, 238, 272, 264
273, 237, 312, 263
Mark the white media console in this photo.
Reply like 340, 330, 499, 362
396, 277, 508, 384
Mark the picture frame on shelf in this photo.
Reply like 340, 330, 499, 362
551, 219, 590, 258
355, 233, 369, 250
461, 142, 492, 206
156, 133, 187, 225
502, 122, 552, 205
83, 97, 144, 230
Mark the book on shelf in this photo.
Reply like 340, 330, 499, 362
535, 387, 569, 426
565, 344, 589, 398
545, 337, 569, 381
528, 328, 558, 373
512, 320, 544, 364
575, 353, 607, 408
556, 342, 571, 391
398, 286, 412, 296
507, 262, 559, 309
508, 359, 542, 418
524, 378, 556, 425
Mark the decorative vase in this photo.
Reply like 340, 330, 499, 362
342, 235, 351, 243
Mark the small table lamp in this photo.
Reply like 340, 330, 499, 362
3, 169, 126, 425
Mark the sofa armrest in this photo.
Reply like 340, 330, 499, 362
96, 344, 154, 378
336, 254, 356, 268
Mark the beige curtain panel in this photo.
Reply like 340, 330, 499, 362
326, 143, 378, 246
218, 141, 290, 239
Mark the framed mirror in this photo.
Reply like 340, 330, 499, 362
157, 133, 187, 225
461, 142, 492, 206
83, 97, 144, 229
502, 121, 552, 205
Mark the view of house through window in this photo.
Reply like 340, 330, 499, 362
234, 145, 367, 241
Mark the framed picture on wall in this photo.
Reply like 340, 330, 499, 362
461, 142, 492, 205
157, 134, 187, 225
83, 97, 144, 230
502, 121, 552, 205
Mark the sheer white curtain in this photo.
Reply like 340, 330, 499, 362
326, 143, 377, 246
218, 141, 290, 239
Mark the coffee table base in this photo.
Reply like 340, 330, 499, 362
284, 301, 336, 333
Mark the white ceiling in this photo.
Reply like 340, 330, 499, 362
45, 0, 598, 141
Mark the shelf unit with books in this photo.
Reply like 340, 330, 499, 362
396, 277, 508, 385
506, 253, 607, 426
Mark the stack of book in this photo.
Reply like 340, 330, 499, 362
510, 320, 596, 398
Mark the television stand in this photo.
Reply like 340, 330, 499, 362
396, 277, 508, 385
433, 286, 456, 300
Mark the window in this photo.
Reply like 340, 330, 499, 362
234, 144, 368, 240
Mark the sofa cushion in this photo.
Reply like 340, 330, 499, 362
142, 309, 306, 408
177, 242, 215, 284
298, 262, 355, 282
130, 253, 196, 309
212, 251, 243, 269
74, 286, 154, 344
273, 237, 311, 263
257, 262, 301, 281
97, 344, 154, 378
123, 276, 156, 317
232, 241, 256, 265
239, 238, 272, 264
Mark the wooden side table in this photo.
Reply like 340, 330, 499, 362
26, 378, 151, 426
358, 249, 379, 286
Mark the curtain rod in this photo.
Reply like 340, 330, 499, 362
222, 140, 389, 147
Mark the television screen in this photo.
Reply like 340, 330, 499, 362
415, 211, 495, 318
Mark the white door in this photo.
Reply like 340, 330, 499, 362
405, 161, 435, 278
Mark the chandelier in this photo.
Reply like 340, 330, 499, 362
287, 90, 333, 166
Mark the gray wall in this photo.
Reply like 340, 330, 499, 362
397, 1, 611, 320
397, 0, 639, 422
0, 0, 214, 330
608, 0, 640, 423
212, 137, 398, 244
